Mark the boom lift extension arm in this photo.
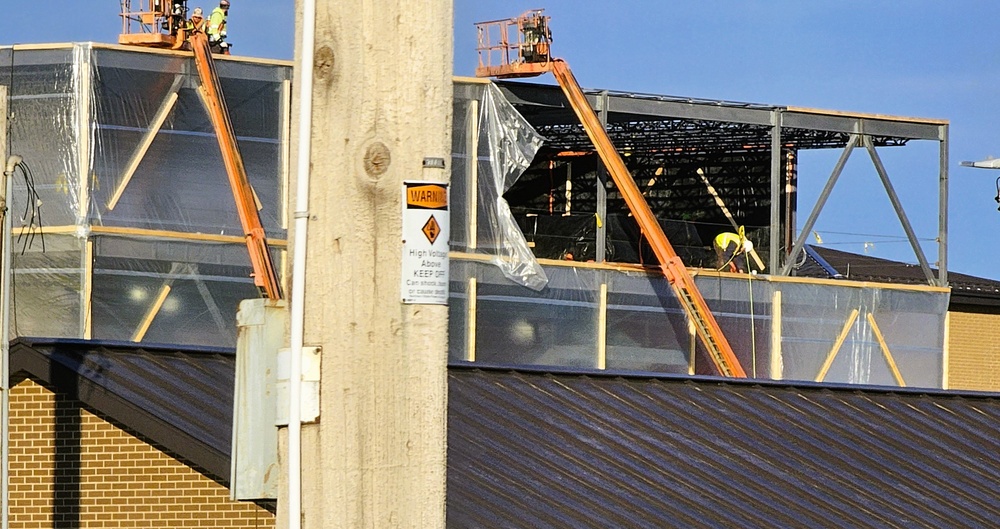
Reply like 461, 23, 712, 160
475, 11, 746, 377
190, 32, 283, 300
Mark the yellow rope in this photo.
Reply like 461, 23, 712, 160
746, 251, 756, 377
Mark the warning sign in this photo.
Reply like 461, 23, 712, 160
406, 184, 448, 209
401, 181, 449, 305
422, 216, 441, 244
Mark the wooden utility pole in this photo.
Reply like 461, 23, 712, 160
284, 0, 453, 527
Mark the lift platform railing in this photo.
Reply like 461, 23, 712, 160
119, 0, 188, 48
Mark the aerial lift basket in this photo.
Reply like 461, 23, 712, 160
475, 10, 553, 79
119, 0, 189, 49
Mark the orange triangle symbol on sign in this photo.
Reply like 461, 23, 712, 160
422, 215, 440, 244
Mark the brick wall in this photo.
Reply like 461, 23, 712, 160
948, 311, 1000, 391
9, 379, 275, 529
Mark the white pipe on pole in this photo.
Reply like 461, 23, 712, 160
1, 153, 17, 529
289, 0, 317, 527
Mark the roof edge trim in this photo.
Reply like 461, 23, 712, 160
448, 362, 1000, 399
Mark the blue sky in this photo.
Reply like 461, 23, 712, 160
3, 1, 1000, 280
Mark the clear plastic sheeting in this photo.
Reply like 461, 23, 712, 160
606, 271, 694, 374
447, 79, 947, 388
746, 279, 948, 387
0, 44, 290, 347
449, 259, 950, 389
449, 260, 599, 367
462, 82, 548, 290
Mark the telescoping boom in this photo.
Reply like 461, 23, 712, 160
118, 2, 282, 300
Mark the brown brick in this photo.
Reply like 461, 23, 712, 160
8, 379, 275, 528
949, 311, 1000, 391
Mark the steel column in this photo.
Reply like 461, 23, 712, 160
770, 109, 782, 274
938, 124, 949, 286
596, 90, 608, 263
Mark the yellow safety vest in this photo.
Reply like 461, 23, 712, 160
714, 232, 742, 250
208, 7, 227, 37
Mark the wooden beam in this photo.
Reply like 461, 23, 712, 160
131, 284, 170, 342
867, 312, 906, 387
108, 76, 184, 210
697, 168, 766, 272
815, 309, 859, 382
597, 282, 607, 369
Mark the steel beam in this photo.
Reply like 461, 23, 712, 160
783, 111, 942, 141
781, 134, 859, 275
862, 136, 936, 285
606, 98, 774, 126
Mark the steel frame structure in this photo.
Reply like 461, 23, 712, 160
473, 81, 949, 287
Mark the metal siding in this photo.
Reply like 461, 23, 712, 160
13, 339, 1000, 525
231, 298, 285, 500
448, 367, 1000, 528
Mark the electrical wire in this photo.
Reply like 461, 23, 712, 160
10, 161, 44, 255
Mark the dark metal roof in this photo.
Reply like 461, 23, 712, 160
796, 245, 1000, 308
19, 338, 1000, 526
447, 364, 1000, 528
9, 337, 235, 485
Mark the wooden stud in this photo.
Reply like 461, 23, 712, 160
815, 309, 860, 382
867, 312, 906, 387
108, 77, 183, 210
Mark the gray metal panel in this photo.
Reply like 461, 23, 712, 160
783, 111, 942, 140
231, 299, 286, 501
495, 81, 572, 109
447, 366, 1000, 528
607, 96, 775, 126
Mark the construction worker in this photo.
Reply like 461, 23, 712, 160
713, 227, 755, 273
188, 8, 207, 32
177, 8, 206, 50
207, 0, 231, 55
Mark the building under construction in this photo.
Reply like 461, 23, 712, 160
444, 9, 955, 387
5, 5, 1000, 528
0, 43, 290, 348
0, 34, 961, 388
